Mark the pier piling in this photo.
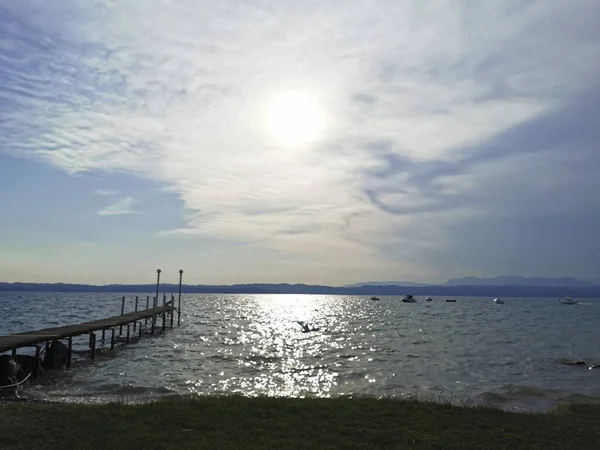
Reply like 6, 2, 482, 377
134, 296, 139, 331
177, 269, 183, 326
110, 329, 115, 350
145, 296, 150, 325
119, 296, 125, 335
67, 337, 72, 369
162, 293, 167, 331
90, 333, 96, 360
170, 294, 175, 328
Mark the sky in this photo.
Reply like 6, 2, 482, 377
1, 1, 599, 286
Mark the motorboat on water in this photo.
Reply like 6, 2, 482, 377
494, 298, 504, 304
445, 299, 457, 302
560, 297, 578, 305
425, 297, 432, 301
401, 294, 417, 303
370, 296, 380, 301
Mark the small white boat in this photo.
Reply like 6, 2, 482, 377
425, 297, 432, 302
401, 294, 417, 303
494, 298, 504, 304
560, 297, 578, 305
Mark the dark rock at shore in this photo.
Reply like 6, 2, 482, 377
42, 340, 69, 370
0, 355, 19, 387
14, 354, 44, 379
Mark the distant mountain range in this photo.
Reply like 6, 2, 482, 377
349, 276, 598, 288
344, 281, 431, 288
443, 276, 595, 287
1, 276, 600, 298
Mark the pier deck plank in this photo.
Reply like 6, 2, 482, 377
0, 303, 174, 353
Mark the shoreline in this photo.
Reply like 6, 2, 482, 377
1, 396, 600, 449
5, 381, 600, 413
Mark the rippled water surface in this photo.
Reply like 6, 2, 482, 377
1, 292, 599, 410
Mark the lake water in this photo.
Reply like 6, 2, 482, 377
1, 292, 599, 410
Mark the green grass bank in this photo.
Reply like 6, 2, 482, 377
1, 396, 599, 449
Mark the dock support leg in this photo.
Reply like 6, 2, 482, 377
170, 295, 175, 328
67, 337, 72, 369
89, 332, 93, 348
126, 325, 130, 344
102, 329, 106, 341
162, 293, 167, 331
110, 329, 115, 351
34, 345, 41, 379
178, 269, 183, 327
134, 296, 139, 331
151, 296, 157, 335
90, 333, 96, 360
139, 322, 142, 338
12, 348, 16, 358
120, 296, 125, 335
145, 296, 150, 325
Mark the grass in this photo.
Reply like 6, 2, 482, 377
1, 396, 599, 450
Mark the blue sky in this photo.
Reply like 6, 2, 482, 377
1, 1, 599, 285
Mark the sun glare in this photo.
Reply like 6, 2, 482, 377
266, 91, 324, 145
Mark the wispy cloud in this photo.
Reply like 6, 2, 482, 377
94, 189, 117, 196
1, 1, 599, 282
97, 197, 138, 216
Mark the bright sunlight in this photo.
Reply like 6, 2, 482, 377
265, 91, 324, 145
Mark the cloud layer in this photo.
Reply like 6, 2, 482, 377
1, 0, 600, 282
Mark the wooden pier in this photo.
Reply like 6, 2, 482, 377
0, 269, 184, 384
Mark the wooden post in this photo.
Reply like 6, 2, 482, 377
102, 329, 106, 340
126, 325, 130, 344
110, 329, 115, 350
89, 332, 93, 348
151, 296, 156, 336
145, 296, 150, 325
90, 333, 96, 360
162, 293, 167, 330
120, 296, 125, 335
67, 337, 72, 369
152, 269, 161, 335
139, 322, 142, 338
134, 296, 139, 331
178, 269, 183, 326
170, 294, 174, 328
34, 345, 41, 379
11, 348, 16, 358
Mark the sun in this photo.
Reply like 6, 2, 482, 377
265, 91, 324, 145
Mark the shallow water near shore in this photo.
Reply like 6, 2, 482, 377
1, 292, 599, 410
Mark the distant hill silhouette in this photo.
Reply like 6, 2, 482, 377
1, 281, 600, 298
344, 281, 432, 288
443, 276, 593, 287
